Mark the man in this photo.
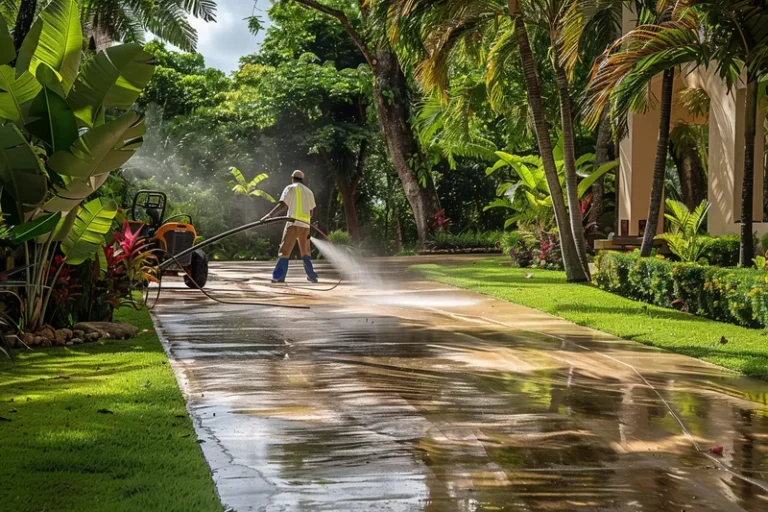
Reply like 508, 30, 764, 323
264, 170, 319, 283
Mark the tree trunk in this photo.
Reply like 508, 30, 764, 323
669, 134, 707, 210
553, 59, 591, 278
13, 0, 37, 51
589, 108, 614, 246
372, 46, 440, 249
339, 185, 360, 240
326, 184, 337, 233
511, 12, 589, 282
393, 209, 404, 253
640, 68, 675, 257
740, 79, 759, 266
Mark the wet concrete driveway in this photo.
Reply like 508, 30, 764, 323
151, 258, 768, 511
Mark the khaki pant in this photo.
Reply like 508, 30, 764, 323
279, 225, 311, 258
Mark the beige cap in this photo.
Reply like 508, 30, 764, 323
292, 170, 305, 180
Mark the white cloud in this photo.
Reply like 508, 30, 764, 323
153, 0, 271, 74
193, 0, 270, 73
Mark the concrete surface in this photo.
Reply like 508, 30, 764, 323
150, 257, 768, 512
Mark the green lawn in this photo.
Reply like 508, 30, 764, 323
413, 258, 768, 381
0, 308, 221, 512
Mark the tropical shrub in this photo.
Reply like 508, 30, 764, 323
655, 200, 712, 263
501, 231, 538, 269
702, 235, 741, 267
328, 230, 352, 246
485, 138, 618, 231
0, 0, 155, 332
596, 252, 768, 329
536, 232, 563, 270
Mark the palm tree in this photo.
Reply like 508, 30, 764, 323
9, 0, 216, 53
387, 0, 591, 281
585, 0, 768, 264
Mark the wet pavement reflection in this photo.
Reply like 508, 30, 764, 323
151, 258, 768, 511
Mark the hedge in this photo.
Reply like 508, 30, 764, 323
701, 235, 740, 267
596, 251, 768, 329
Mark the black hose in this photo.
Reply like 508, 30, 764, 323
158, 216, 298, 271
148, 248, 311, 310
151, 216, 343, 306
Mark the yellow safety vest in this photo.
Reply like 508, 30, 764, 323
293, 186, 311, 225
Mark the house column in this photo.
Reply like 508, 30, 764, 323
693, 67, 766, 235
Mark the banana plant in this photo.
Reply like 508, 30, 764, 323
230, 167, 277, 202
0, 0, 156, 332
230, 167, 275, 254
485, 137, 618, 231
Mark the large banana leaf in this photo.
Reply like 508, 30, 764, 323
0, 16, 14, 66
47, 111, 146, 180
495, 151, 539, 190
61, 197, 117, 265
0, 124, 47, 221
42, 174, 110, 214
68, 43, 156, 127
27, 67, 79, 152
49, 207, 78, 242
17, 0, 82, 94
577, 160, 619, 198
0, 66, 42, 123
10, 212, 61, 244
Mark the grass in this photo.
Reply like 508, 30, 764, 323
413, 258, 768, 381
0, 308, 221, 512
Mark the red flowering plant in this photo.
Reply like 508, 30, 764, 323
431, 209, 452, 233
99, 220, 158, 308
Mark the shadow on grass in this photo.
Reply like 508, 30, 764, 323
0, 311, 221, 512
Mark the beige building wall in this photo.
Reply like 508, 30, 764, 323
691, 67, 766, 235
618, 7, 766, 238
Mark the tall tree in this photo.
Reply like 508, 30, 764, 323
285, 0, 441, 248
388, 0, 590, 281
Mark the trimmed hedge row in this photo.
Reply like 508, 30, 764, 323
596, 251, 768, 329
701, 235, 740, 267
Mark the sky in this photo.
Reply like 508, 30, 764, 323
188, 0, 272, 74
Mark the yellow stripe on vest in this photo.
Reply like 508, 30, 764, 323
294, 187, 311, 224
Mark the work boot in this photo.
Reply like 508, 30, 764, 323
302, 256, 319, 283
272, 258, 289, 283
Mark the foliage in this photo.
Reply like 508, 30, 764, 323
414, 259, 768, 381
0, 0, 155, 332
80, 0, 217, 52
209, 236, 273, 262
501, 230, 564, 270
753, 253, 767, 272
502, 230, 538, 268
655, 199, 712, 263
230, 167, 276, 203
427, 230, 502, 251
138, 41, 230, 117
486, 139, 618, 231
327, 229, 352, 246
596, 251, 768, 330
702, 235, 741, 267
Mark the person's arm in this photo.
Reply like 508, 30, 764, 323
263, 187, 291, 220
263, 201, 287, 220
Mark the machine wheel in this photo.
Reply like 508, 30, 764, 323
184, 250, 209, 289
